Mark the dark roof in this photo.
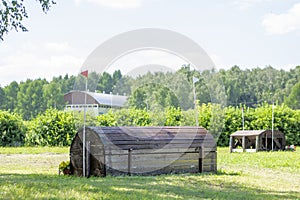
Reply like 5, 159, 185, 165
85, 126, 216, 150
231, 130, 266, 137
231, 130, 284, 137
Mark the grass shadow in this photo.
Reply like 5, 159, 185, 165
0, 173, 299, 200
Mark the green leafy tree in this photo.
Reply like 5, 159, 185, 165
285, 81, 300, 109
0, 86, 5, 110
3, 81, 19, 111
0, 0, 56, 40
97, 72, 114, 93
43, 82, 65, 109
16, 79, 47, 120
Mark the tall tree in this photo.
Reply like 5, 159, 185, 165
285, 81, 300, 110
3, 81, 19, 111
97, 72, 114, 93
16, 79, 47, 120
43, 82, 64, 109
0, 86, 5, 110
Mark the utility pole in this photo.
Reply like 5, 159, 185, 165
193, 76, 199, 126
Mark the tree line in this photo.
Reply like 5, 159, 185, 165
0, 65, 299, 120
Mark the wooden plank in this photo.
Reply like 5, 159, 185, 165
106, 152, 208, 163
128, 149, 132, 176
199, 146, 204, 173
133, 152, 202, 162
274, 138, 281, 149
229, 136, 233, 153
242, 136, 246, 152
102, 142, 216, 151
102, 138, 211, 144
105, 157, 215, 172
86, 141, 91, 177
105, 160, 216, 176
97, 132, 211, 138
104, 147, 216, 156
255, 136, 259, 152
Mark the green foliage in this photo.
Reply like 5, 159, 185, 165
96, 109, 152, 126
3, 81, 19, 111
0, 0, 56, 40
116, 109, 151, 126
1, 75, 76, 120
93, 104, 300, 146
59, 160, 70, 171
1, 66, 300, 121
0, 86, 5, 110
285, 81, 300, 109
128, 83, 179, 110
0, 110, 26, 146
218, 104, 300, 146
72, 111, 98, 129
96, 110, 117, 126
25, 109, 76, 146
164, 107, 182, 126
16, 79, 48, 120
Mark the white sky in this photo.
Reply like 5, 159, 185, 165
0, 0, 300, 86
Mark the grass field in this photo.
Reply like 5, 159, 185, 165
0, 147, 299, 199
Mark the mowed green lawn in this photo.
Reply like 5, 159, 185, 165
0, 147, 299, 200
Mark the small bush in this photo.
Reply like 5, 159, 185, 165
25, 109, 76, 146
0, 110, 26, 146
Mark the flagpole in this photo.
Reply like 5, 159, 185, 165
83, 74, 88, 177
193, 77, 199, 126
272, 101, 274, 151
242, 107, 244, 131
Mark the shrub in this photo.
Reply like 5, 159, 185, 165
25, 109, 76, 146
0, 110, 26, 146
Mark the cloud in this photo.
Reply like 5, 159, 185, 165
46, 42, 73, 52
233, 0, 271, 10
262, 3, 300, 35
0, 42, 84, 86
75, 0, 143, 9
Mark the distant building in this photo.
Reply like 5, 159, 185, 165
64, 90, 128, 115
229, 130, 286, 153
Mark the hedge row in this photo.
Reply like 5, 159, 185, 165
0, 104, 299, 147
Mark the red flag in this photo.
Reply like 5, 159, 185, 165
81, 70, 88, 78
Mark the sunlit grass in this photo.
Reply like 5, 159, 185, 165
0, 146, 69, 154
0, 147, 299, 199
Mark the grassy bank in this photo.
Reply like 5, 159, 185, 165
0, 147, 299, 199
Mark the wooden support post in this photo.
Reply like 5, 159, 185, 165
274, 138, 281, 149
265, 132, 268, 151
128, 149, 132, 176
255, 136, 259, 152
199, 146, 204, 173
242, 136, 246, 152
86, 141, 91, 178
211, 151, 215, 172
214, 151, 217, 172
229, 136, 233, 153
